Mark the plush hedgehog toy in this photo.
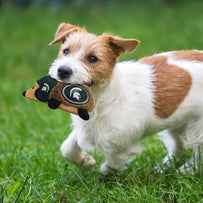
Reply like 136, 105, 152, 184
23, 76, 94, 120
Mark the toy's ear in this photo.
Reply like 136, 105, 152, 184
48, 99, 61, 109
102, 34, 140, 56
78, 109, 90, 120
49, 23, 84, 45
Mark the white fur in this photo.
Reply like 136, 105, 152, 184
49, 56, 91, 84
50, 51, 203, 175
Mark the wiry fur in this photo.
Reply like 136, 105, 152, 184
49, 23, 203, 175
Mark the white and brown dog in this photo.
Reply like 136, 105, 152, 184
48, 23, 203, 175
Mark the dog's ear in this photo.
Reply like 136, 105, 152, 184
104, 35, 140, 56
49, 23, 83, 45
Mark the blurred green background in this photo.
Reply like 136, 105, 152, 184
1, 0, 203, 80
0, 0, 203, 201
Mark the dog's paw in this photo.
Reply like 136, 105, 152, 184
153, 162, 171, 173
153, 156, 173, 173
178, 160, 196, 175
100, 163, 120, 176
80, 153, 96, 170
178, 165, 195, 175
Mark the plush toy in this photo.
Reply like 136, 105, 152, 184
23, 76, 94, 120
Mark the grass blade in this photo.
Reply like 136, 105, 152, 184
4, 182, 20, 203
0, 186, 4, 203
14, 176, 29, 203
69, 164, 89, 192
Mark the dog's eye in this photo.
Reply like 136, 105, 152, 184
88, 55, 98, 63
63, 48, 70, 56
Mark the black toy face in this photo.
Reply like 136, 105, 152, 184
62, 85, 89, 105
35, 76, 58, 102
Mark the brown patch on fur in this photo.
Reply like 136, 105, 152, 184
85, 35, 139, 86
102, 34, 140, 56
139, 55, 192, 118
49, 23, 85, 45
81, 35, 120, 86
173, 50, 203, 62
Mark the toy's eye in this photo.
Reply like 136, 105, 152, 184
88, 55, 98, 63
63, 48, 70, 55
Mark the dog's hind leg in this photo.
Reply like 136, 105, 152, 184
179, 145, 203, 175
155, 126, 186, 172
178, 118, 203, 174
60, 130, 96, 170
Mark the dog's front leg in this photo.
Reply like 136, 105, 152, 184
60, 130, 96, 170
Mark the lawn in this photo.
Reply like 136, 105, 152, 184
0, 1, 203, 202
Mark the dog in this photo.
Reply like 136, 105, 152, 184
48, 23, 203, 175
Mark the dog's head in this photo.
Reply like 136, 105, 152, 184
48, 23, 139, 86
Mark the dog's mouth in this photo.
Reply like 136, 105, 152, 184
85, 80, 94, 87
54, 76, 94, 87
48, 72, 94, 87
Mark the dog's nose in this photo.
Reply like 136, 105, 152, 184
58, 66, 73, 79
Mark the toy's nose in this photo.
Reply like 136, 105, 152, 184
58, 66, 73, 79
23, 91, 26, 97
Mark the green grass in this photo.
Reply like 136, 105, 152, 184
0, 1, 203, 202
